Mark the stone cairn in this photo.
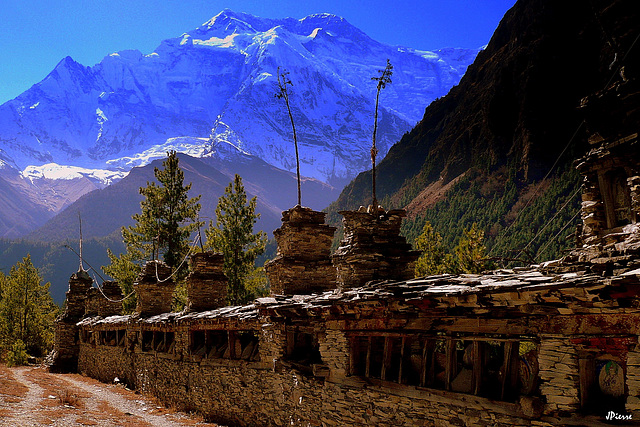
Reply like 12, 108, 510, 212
185, 251, 228, 312
134, 261, 175, 316
84, 281, 123, 318
265, 205, 337, 295
332, 207, 420, 290
49, 268, 93, 372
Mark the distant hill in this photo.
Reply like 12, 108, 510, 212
0, 235, 124, 305
27, 153, 338, 242
328, 0, 640, 263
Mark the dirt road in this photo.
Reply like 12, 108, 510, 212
0, 365, 217, 427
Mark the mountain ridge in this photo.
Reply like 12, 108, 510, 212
0, 10, 478, 184
328, 0, 640, 262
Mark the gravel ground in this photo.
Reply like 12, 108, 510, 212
0, 365, 218, 427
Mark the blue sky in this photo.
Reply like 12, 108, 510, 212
0, 0, 516, 105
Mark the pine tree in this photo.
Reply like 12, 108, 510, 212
454, 223, 489, 274
414, 222, 454, 276
124, 150, 201, 267
0, 255, 58, 364
103, 151, 201, 311
205, 174, 267, 306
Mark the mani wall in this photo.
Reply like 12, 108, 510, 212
49, 132, 640, 426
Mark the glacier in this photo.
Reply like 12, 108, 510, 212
0, 9, 479, 187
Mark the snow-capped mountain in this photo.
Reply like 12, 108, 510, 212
0, 10, 479, 188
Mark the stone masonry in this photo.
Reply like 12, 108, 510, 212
134, 261, 175, 316
332, 208, 420, 290
49, 268, 93, 372
185, 251, 227, 311
266, 206, 337, 295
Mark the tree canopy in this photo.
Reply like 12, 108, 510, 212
205, 174, 267, 306
103, 151, 201, 312
0, 255, 58, 365
414, 222, 490, 277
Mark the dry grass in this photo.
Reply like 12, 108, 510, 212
0, 363, 28, 400
56, 387, 81, 408
0, 366, 214, 426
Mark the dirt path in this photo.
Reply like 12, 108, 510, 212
0, 365, 218, 427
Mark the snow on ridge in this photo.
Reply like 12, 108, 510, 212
21, 163, 127, 185
106, 137, 213, 169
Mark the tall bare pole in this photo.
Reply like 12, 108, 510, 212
276, 67, 302, 207
78, 211, 84, 271
371, 59, 393, 211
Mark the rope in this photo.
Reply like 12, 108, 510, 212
512, 185, 583, 265
62, 244, 108, 283
534, 207, 583, 261
90, 272, 136, 304
488, 121, 584, 257
154, 233, 201, 283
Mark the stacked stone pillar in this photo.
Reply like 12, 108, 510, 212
97, 281, 124, 317
185, 252, 228, 312
84, 281, 123, 318
134, 261, 175, 316
579, 171, 607, 246
332, 208, 420, 290
265, 205, 337, 295
49, 269, 93, 372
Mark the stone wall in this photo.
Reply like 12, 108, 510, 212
78, 320, 547, 427
332, 209, 419, 290
134, 261, 175, 316
266, 206, 337, 295
185, 252, 227, 311
49, 269, 93, 372
538, 337, 581, 414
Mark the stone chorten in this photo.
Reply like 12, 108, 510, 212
265, 205, 337, 295
332, 207, 420, 290
49, 268, 93, 372
185, 251, 228, 312
568, 70, 640, 267
134, 261, 175, 316
83, 281, 123, 318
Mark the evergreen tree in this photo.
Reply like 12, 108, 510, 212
103, 151, 201, 312
205, 174, 267, 306
0, 255, 58, 364
454, 223, 489, 274
124, 150, 201, 267
414, 222, 454, 276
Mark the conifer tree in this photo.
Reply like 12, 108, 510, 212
205, 174, 267, 306
0, 255, 58, 364
454, 223, 489, 274
414, 222, 489, 277
414, 222, 454, 276
103, 151, 201, 311
124, 150, 201, 267
370, 59, 393, 209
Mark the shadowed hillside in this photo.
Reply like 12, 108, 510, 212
328, 0, 640, 263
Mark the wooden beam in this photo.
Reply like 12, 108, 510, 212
445, 338, 457, 391
472, 340, 483, 396
381, 336, 391, 381
365, 336, 372, 378
398, 337, 406, 384
286, 330, 295, 359
579, 358, 595, 408
501, 341, 513, 400
349, 336, 358, 376
420, 339, 429, 387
